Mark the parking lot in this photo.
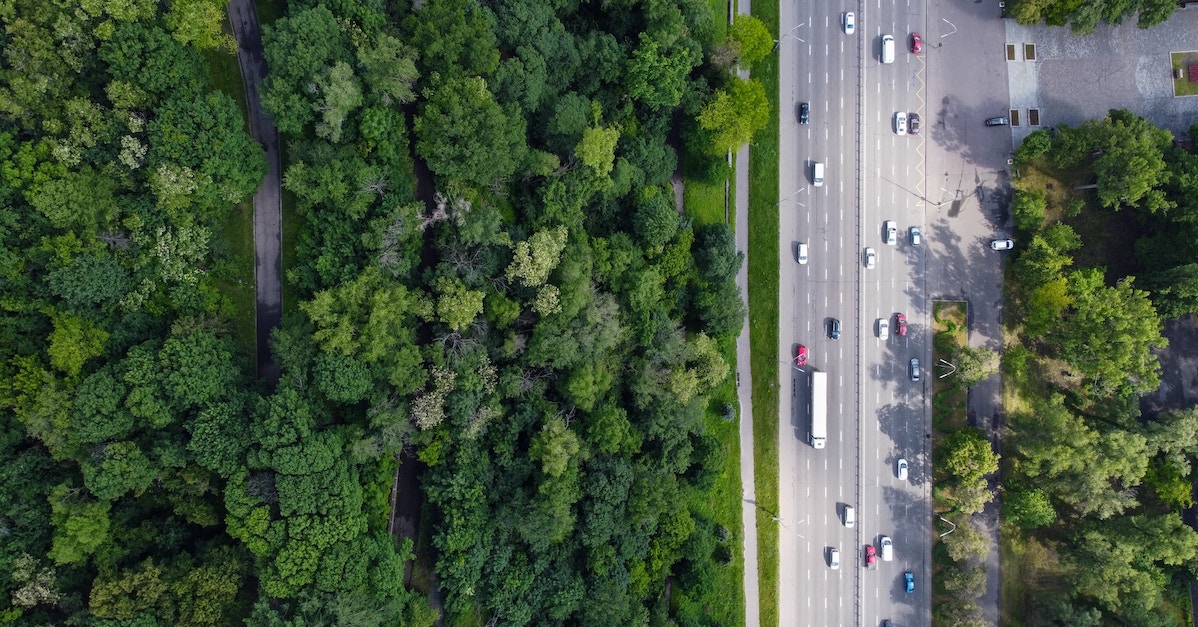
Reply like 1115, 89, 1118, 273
1005, 6, 1198, 144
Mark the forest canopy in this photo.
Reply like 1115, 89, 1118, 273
0, 0, 765, 624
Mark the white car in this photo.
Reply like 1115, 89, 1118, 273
884, 221, 897, 245
877, 318, 889, 340
990, 238, 1014, 250
880, 536, 894, 561
829, 547, 840, 569
910, 226, 922, 245
896, 458, 908, 481
797, 242, 808, 264
894, 111, 907, 135
864, 247, 876, 269
843, 11, 855, 34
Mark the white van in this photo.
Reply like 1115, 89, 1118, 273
881, 35, 895, 64
843, 505, 855, 528
812, 162, 825, 187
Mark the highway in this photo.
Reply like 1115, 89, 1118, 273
776, 1, 932, 625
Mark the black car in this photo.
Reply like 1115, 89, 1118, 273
829, 318, 841, 340
908, 112, 920, 135
799, 102, 810, 124
985, 116, 1009, 127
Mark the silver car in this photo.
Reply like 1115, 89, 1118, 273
884, 221, 897, 245
864, 247, 877, 269
910, 357, 921, 381
909, 226, 922, 245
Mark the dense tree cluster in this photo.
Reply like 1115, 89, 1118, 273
254, 0, 755, 622
1008, 0, 1177, 33
1003, 110, 1198, 624
1, 0, 757, 621
0, 0, 436, 622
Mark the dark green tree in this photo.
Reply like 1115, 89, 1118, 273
414, 77, 527, 187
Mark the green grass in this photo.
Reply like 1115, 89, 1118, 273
253, 0, 285, 26
683, 165, 729, 226
684, 355, 746, 626
677, 4, 743, 623
204, 22, 256, 356
708, 0, 731, 38
747, 0, 781, 623
1170, 52, 1198, 97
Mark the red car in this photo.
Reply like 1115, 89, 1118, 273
896, 313, 908, 336
795, 344, 808, 366
911, 32, 922, 54
865, 545, 877, 567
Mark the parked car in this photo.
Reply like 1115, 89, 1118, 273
829, 547, 840, 569
829, 318, 841, 340
990, 238, 1014, 250
911, 32, 922, 53
864, 247, 877, 269
843, 11, 855, 34
910, 357, 921, 381
896, 459, 908, 481
985, 116, 1009, 127
909, 226, 922, 245
896, 313, 908, 336
894, 111, 907, 135
799, 101, 810, 124
909, 112, 921, 135
877, 318, 889, 340
904, 571, 915, 593
795, 344, 808, 366
884, 220, 897, 245
865, 544, 877, 567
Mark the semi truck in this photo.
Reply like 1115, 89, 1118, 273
810, 371, 827, 448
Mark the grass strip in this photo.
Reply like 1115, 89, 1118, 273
747, 0, 780, 624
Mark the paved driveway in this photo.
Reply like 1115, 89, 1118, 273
1006, 6, 1198, 144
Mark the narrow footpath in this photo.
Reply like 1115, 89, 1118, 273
226, 0, 283, 390
732, 3, 759, 627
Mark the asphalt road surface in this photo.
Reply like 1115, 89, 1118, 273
227, 0, 282, 390
777, 1, 934, 625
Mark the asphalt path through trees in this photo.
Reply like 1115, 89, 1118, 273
227, 0, 283, 390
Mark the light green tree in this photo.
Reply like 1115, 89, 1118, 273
434, 276, 485, 331
575, 126, 620, 176
506, 226, 568, 288
728, 15, 774, 65
312, 61, 363, 143
47, 311, 109, 377
697, 77, 770, 155
164, 0, 237, 52
530, 418, 581, 478
47, 483, 112, 565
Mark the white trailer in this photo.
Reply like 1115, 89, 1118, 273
810, 371, 827, 449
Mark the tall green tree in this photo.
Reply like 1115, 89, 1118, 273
1054, 271, 1166, 396
696, 77, 769, 155
414, 77, 527, 186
